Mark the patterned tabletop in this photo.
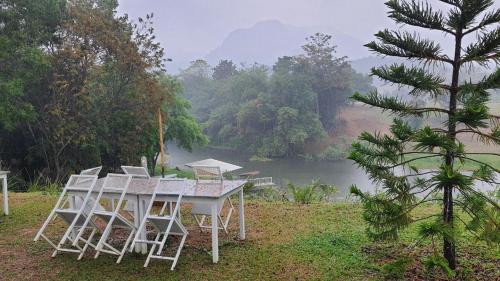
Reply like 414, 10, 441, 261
94, 178, 246, 199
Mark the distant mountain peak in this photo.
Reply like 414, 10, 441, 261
205, 20, 370, 66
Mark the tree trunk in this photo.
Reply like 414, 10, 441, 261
443, 29, 463, 270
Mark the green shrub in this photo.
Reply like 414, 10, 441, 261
318, 144, 346, 161
253, 187, 287, 202
243, 182, 255, 194
27, 176, 62, 194
288, 180, 337, 204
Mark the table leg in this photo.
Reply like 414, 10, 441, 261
211, 202, 219, 263
134, 195, 142, 253
2, 176, 8, 215
69, 195, 76, 238
138, 197, 147, 254
239, 188, 245, 240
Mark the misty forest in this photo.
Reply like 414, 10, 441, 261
180, 34, 372, 159
0, 0, 499, 280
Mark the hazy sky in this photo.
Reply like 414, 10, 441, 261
117, 0, 392, 61
117, 0, 499, 72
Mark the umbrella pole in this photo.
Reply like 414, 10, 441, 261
158, 108, 165, 178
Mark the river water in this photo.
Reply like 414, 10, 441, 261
168, 144, 498, 198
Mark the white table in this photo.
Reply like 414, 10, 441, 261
93, 178, 246, 263
0, 171, 8, 215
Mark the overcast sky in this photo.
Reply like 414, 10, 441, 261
117, 0, 393, 60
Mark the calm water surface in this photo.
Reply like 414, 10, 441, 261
168, 144, 498, 198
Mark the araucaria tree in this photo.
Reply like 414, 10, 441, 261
350, 0, 499, 271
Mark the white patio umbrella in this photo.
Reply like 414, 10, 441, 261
185, 158, 242, 173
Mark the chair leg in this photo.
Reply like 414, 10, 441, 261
78, 228, 97, 260
51, 248, 59, 257
193, 215, 204, 232
117, 229, 135, 264
96, 221, 113, 252
170, 234, 187, 271
94, 225, 112, 259
217, 215, 229, 234
144, 233, 161, 268
199, 215, 207, 227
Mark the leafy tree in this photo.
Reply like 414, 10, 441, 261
0, 0, 65, 129
349, 0, 499, 270
156, 74, 208, 170
0, 0, 207, 182
294, 33, 353, 131
212, 59, 238, 80
179, 60, 215, 123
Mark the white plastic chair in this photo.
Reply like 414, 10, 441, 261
130, 178, 188, 270
121, 165, 152, 213
80, 166, 102, 176
191, 165, 234, 234
34, 175, 100, 260
76, 173, 136, 263
121, 165, 150, 178
76, 167, 104, 214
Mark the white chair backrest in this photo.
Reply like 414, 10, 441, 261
98, 173, 132, 212
150, 178, 185, 216
66, 175, 98, 192
121, 165, 150, 178
192, 165, 223, 182
80, 166, 102, 176
102, 173, 131, 191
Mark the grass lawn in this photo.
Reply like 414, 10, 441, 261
0, 193, 498, 280
154, 167, 195, 179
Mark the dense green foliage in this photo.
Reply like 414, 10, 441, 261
180, 34, 372, 158
350, 0, 499, 271
0, 0, 206, 183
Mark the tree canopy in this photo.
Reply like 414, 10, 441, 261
180, 34, 372, 159
0, 0, 206, 182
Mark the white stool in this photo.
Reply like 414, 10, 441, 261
0, 171, 9, 215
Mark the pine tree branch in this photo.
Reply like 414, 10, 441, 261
399, 151, 443, 156
463, 174, 499, 185
455, 129, 500, 144
384, 154, 442, 169
413, 214, 441, 223
461, 27, 500, 65
445, 0, 495, 31
459, 68, 500, 93
455, 155, 500, 173
409, 179, 438, 195
352, 91, 451, 116
466, 152, 500, 157
371, 64, 446, 96
456, 190, 500, 222
454, 214, 485, 240
365, 29, 453, 64
463, 8, 500, 35
407, 171, 438, 177
386, 0, 455, 35
437, 0, 460, 8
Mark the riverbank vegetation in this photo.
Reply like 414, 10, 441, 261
1, 192, 498, 280
179, 35, 373, 160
